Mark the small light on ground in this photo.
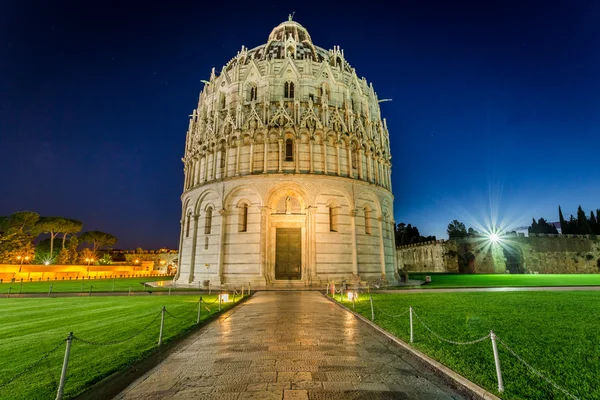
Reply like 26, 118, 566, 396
219, 293, 229, 303
347, 291, 357, 301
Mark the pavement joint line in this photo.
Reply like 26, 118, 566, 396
324, 294, 502, 400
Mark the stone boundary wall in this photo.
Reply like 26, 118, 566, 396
396, 235, 600, 274
0, 264, 171, 283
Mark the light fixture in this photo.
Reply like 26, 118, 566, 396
219, 293, 229, 303
347, 291, 357, 301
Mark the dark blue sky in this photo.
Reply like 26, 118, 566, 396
1, 1, 599, 248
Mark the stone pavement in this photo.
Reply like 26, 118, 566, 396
113, 292, 471, 400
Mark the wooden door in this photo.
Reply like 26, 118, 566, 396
275, 228, 301, 280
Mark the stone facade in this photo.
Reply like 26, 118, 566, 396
175, 18, 396, 287
397, 235, 600, 274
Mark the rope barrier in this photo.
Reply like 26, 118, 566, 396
73, 312, 161, 346
0, 340, 64, 389
201, 297, 219, 305
411, 309, 490, 345
497, 337, 580, 400
164, 300, 200, 319
372, 306, 410, 319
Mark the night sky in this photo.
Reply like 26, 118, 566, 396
2, 1, 599, 249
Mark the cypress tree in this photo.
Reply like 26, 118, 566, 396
558, 205, 567, 234
528, 218, 538, 234
576, 206, 592, 234
591, 211, 600, 235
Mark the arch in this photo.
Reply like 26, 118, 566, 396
265, 181, 309, 211
193, 189, 222, 216
204, 206, 213, 235
223, 185, 263, 210
248, 83, 257, 101
237, 201, 249, 232
284, 81, 295, 99
285, 138, 293, 161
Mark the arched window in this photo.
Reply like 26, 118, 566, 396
329, 206, 338, 232
238, 204, 248, 232
186, 212, 192, 237
205, 207, 213, 235
285, 139, 293, 161
322, 83, 330, 102
284, 81, 294, 99
248, 85, 257, 101
219, 92, 226, 109
352, 148, 358, 170
364, 207, 372, 235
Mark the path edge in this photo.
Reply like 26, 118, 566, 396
324, 295, 502, 400
74, 294, 252, 400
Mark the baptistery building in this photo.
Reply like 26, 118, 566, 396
175, 18, 396, 287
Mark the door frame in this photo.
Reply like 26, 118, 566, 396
267, 213, 306, 282
275, 227, 302, 280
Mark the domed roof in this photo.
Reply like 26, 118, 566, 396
268, 17, 313, 43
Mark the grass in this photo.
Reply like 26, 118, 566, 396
337, 291, 600, 399
0, 276, 186, 294
400, 273, 600, 288
0, 294, 244, 400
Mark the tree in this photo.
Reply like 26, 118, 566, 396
61, 218, 83, 249
559, 206, 567, 234
528, 217, 558, 234
98, 253, 113, 265
2, 211, 40, 235
528, 218, 538, 234
590, 211, 599, 235
79, 231, 117, 253
447, 220, 467, 239
78, 248, 96, 264
576, 206, 592, 234
35, 216, 69, 261
467, 227, 479, 236
57, 236, 79, 265
0, 211, 39, 263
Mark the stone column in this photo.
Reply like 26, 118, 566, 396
307, 206, 317, 281
223, 148, 229, 178
216, 209, 228, 285
249, 141, 254, 174
295, 139, 300, 173
212, 151, 218, 180
347, 146, 353, 178
259, 207, 269, 278
378, 215, 386, 277
235, 141, 241, 176
189, 214, 200, 283
263, 140, 268, 173
336, 143, 341, 176
309, 138, 314, 173
204, 154, 209, 182
278, 139, 283, 173
387, 163, 393, 191
358, 148, 364, 180
323, 140, 328, 174
350, 209, 358, 277
366, 153, 372, 182
175, 219, 184, 281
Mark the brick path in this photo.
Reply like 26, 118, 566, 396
113, 291, 470, 400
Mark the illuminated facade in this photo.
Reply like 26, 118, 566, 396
175, 17, 396, 287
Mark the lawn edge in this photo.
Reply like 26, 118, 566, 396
324, 294, 501, 400
72, 293, 253, 400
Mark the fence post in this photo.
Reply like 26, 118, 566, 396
248, 282, 251, 295
197, 297, 202, 324
7, 287, 11, 298
233, 289, 236, 303
158, 306, 166, 345
242, 286, 244, 298
168, 287, 171, 296
128, 286, 131, 296
48, 285, 53, 298
208, 283, 211, 296
55, 332, 73, 400
352, 294, 355, 309
409, 306, 414, 343
88, 285, 92, 297
369, 295, 375, 321
490, 331, 504, 393
19, 282, 22, 295
218, 293, 222, 311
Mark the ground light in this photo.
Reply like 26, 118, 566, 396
347, 291, 357, 301
219, 293, 229, 302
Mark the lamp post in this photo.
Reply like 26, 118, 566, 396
85, 258, 94, 278
17, 256, 30, 273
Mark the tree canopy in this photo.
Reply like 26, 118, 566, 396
447, 220, 467, 239
79, 231, 117, 253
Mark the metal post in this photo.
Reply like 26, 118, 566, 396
197, 297, 202, 324
7, 287, 11, 298
88, 285, 92, 297
218, 294, 221, 311
19, 282, 22, 295
158, 306, 166, 345
168, 287, 171, 296
409, 307, 414, 343
242, 286, 244, 298
129, 286, 131, 296
208, 284, 211, 296
48, 285, 53, 298
369, 295, 374, 321
248, 282, 251, 295
352, 294, 355, 309
55, 332, 73, 400
490, 331, 504, 393
233, 290, 236, 303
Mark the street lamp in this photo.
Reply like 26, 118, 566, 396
85, 258, 95, 277
17, 256, 30, 273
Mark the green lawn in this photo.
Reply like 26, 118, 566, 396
402, 273, 600, 288
338, 291, 599, 399
0, 276, 184, 295
0, 294, 244, 400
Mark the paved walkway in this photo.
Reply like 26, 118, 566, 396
113, 292, 470, 400
383, 286, 600, 293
